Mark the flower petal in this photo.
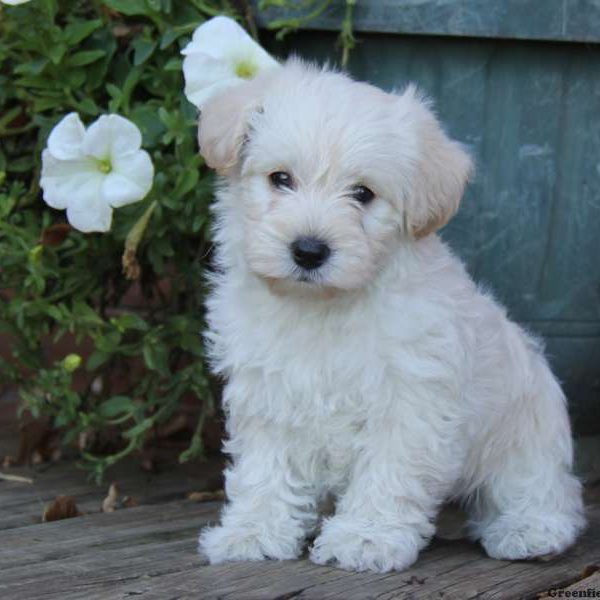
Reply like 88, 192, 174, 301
66, 191, 113, 233
181, 16, 279, 107
181, 16, 254, 61
102, 150, 154, 208
82, 114, 143, 160
47, 113, 85, 161
40, 150, 101, 210
182, 52, 241, 107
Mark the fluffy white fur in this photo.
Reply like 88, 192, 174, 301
197, 59, 585, 573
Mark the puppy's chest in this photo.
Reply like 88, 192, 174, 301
212, 291, 386, 419
209, 277, 464, 423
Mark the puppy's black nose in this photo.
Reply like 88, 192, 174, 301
291, 237, 331, 270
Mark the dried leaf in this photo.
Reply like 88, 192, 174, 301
112, 23, 143, 39
102, 483, 119, 513
112, 24, 132, 37
43, 496, 81, 522
187, 490, 225, 502
580, 565, 600, 579
122, 496, 138, 508
17, 416, 53, 465
139, 448, 156, 473
78, 430, 92, 452
122, 200, 156, 280
122, 247, 141, 280
40, 223, 71, 246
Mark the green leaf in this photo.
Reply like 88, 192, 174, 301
7, 156, 34, 173
103, 0, 152, 16
159, 28, 180, 50
112, 313, 149, 332
95, 330, 122, 353
106, 83, 122, 100
179, 419, 204, 463
173, 168, 199, 199
67, 69, 86, 88
98, 396, 134, 418
46, 305, 63, 321
87, 351, 109, 371
163, 57, 182, 71
14, 75, 54, 89
132, 39, 157, 66
143, 340, 169, 375
32, 96, 66, 112
14, 58, 49, 76
130, 104, 166, 146
158, 106, 175, 128
124, 417, 153, 439
64, 19, 103, 45
72, 301, 104, 327
76, 97, 100, 116
47, 43, 68, 65
67, 50, 106, 67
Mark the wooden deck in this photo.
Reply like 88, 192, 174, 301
1, 458, 598, 600
1, 397, 599, 599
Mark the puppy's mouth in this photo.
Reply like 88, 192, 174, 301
260, 268, 341, 299
295, 269, 323, 284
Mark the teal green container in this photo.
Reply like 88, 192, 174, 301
260, 0, 600, 434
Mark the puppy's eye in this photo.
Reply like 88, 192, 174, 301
350, 185, 375, 205
269, 171, 294, 190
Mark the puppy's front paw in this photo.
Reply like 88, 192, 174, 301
480, 512, 585, 560
199, 524, 301, 564
310, 517, 422, 573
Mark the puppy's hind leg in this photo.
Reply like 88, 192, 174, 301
471, 356, 586, 560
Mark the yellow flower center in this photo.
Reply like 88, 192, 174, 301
97, 159, 112, 174
235, 59, 258, 80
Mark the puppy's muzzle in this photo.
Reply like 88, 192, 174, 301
291, 236, 331, 270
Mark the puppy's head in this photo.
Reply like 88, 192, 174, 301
199, 59, 472, 294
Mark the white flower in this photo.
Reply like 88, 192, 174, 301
181, 15, 279, 108
1, 0, 32, 5
40, 113, 154, 233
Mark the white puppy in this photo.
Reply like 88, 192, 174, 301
197, 59, 585, 573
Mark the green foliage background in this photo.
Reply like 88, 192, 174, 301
0, 0, 352, 481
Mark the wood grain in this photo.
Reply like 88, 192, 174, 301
256, 0, 600, 44
0, 493, 598, 599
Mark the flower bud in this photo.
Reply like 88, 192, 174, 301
62, 354, 82, 372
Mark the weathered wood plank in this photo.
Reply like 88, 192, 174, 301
0, 451, 224, 530
275, 30, 600, 435
560, 571, 600, 594
256, 0, 600, 44
0, 496, 598, 599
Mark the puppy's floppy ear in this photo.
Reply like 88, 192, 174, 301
401, 86, 474, 239
197, 75, 270, 175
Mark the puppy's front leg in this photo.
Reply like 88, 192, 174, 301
311, 418, 459, 573
199, 417, 317, 564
